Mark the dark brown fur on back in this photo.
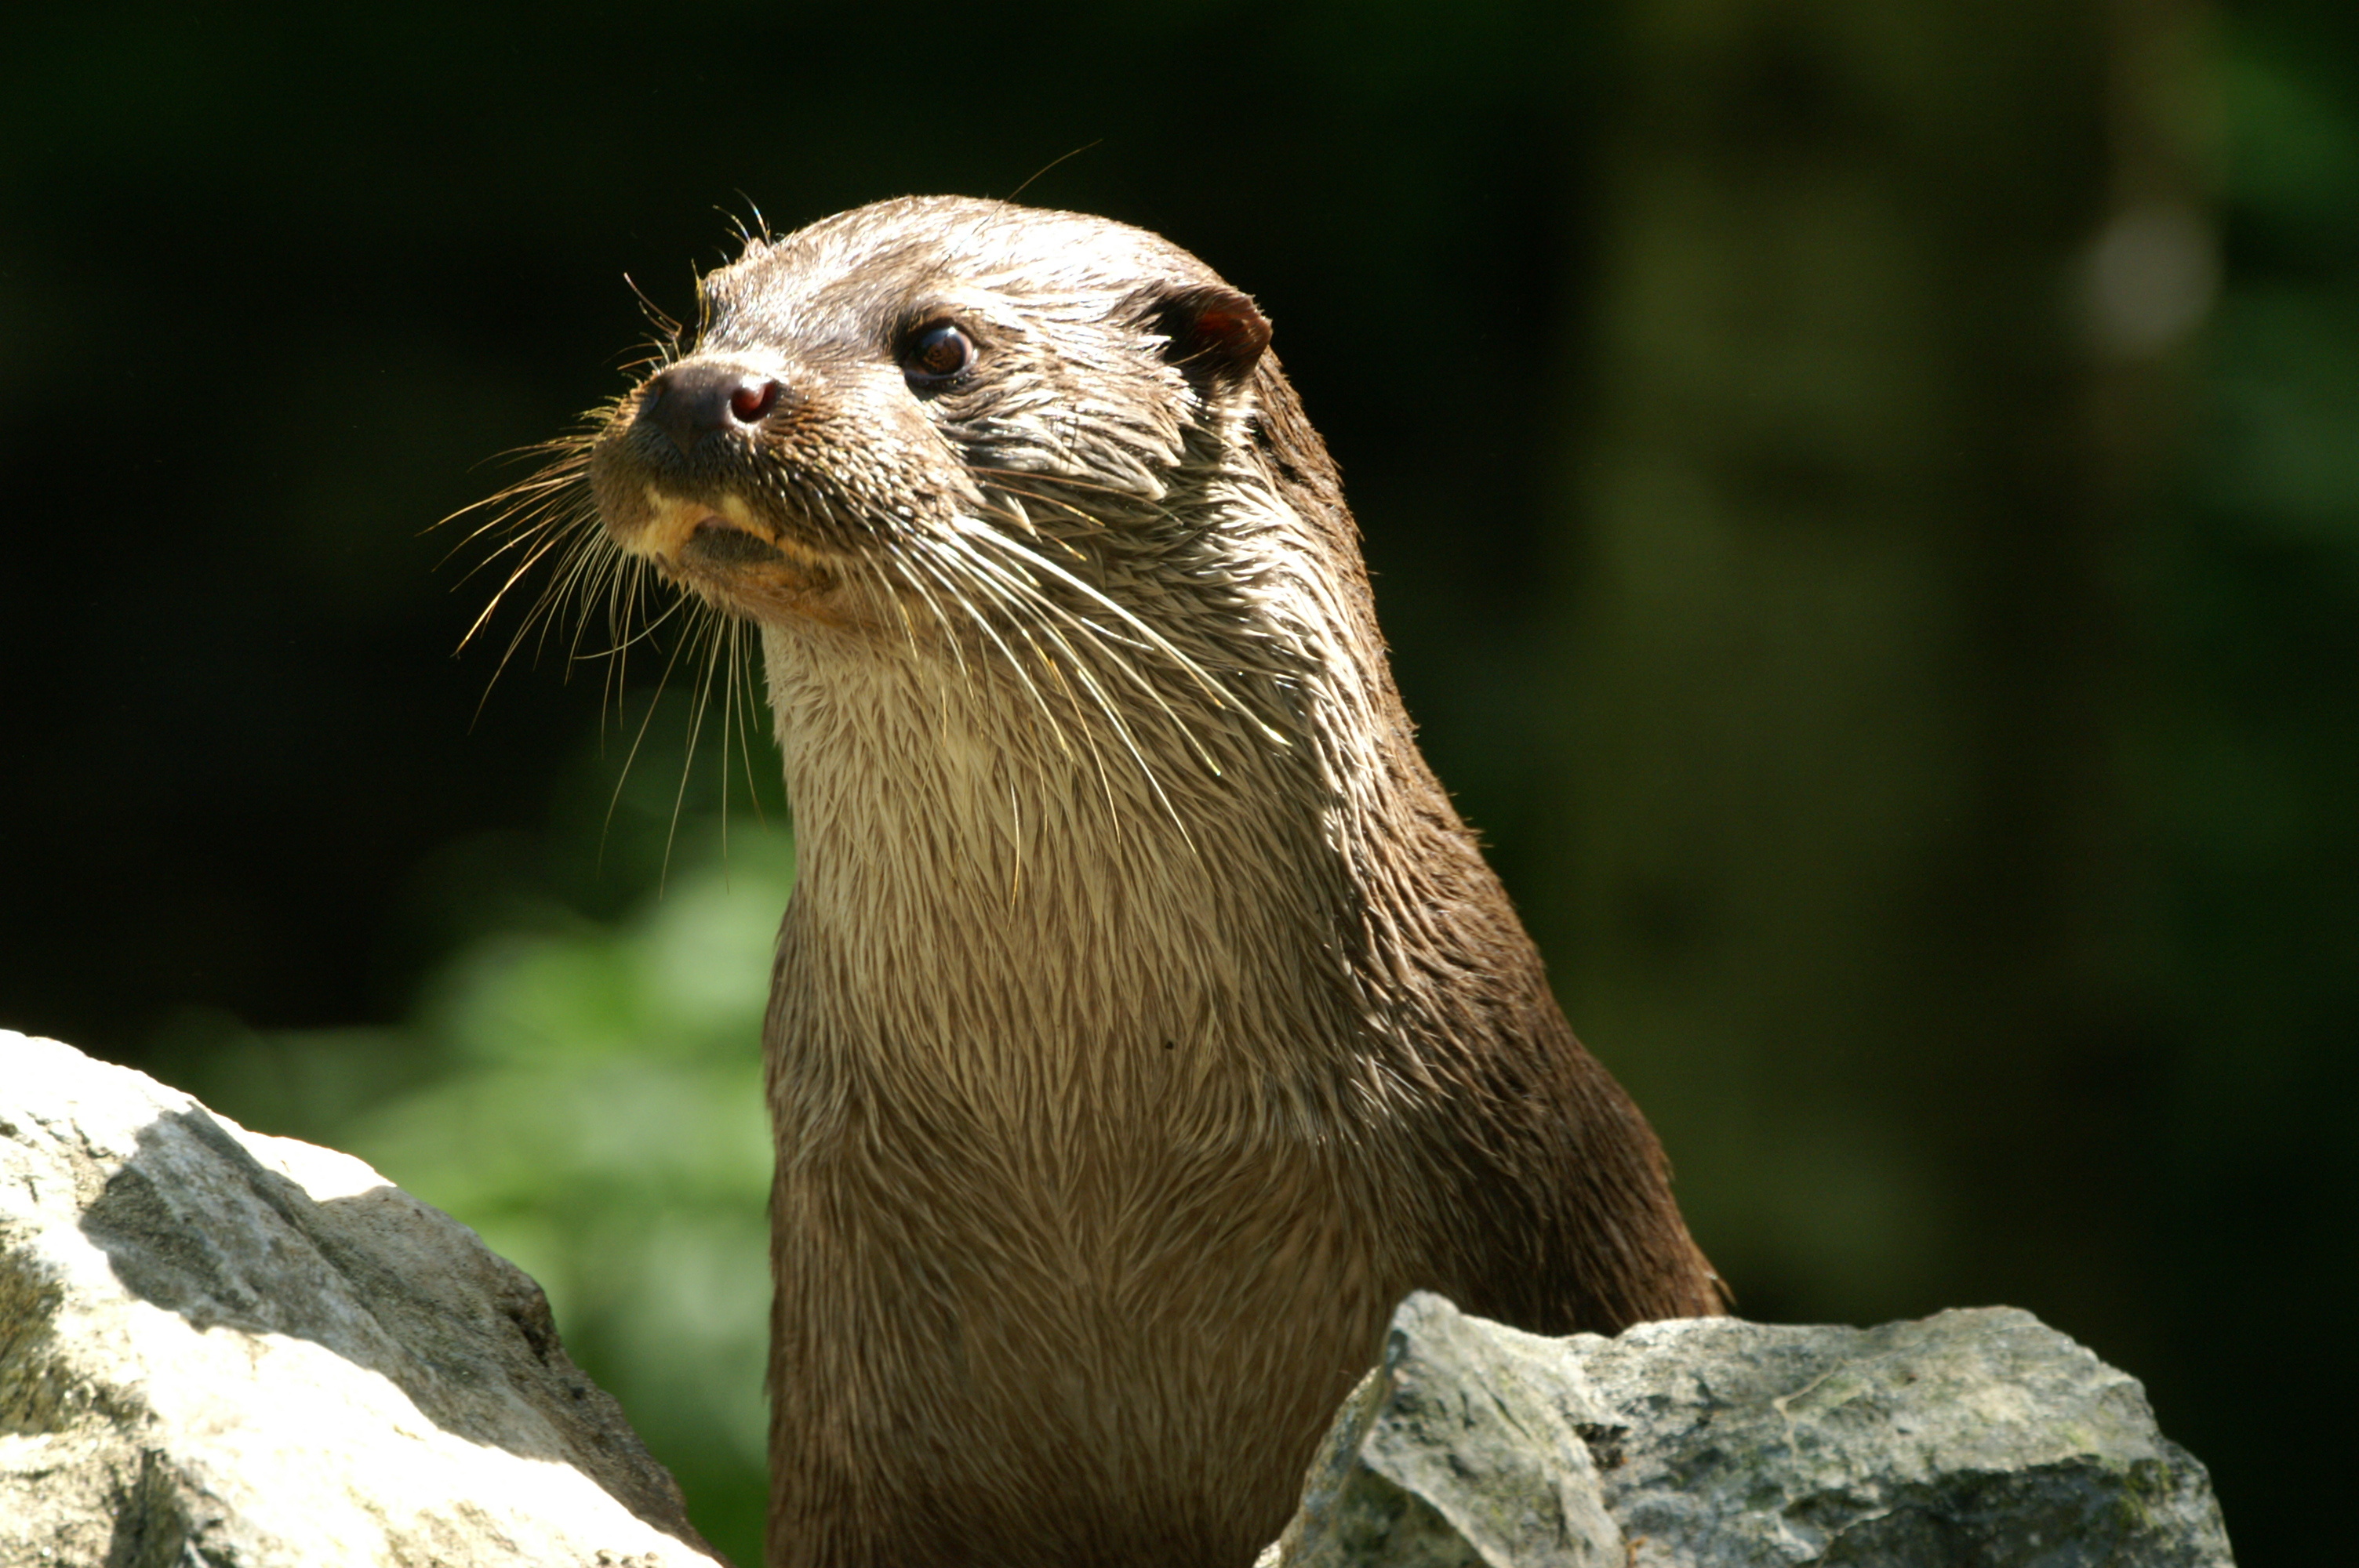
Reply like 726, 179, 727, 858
567, 196, 1721, 1568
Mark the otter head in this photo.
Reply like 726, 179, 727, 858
586, 196, 1278, 648
570, 198, 1407, 1137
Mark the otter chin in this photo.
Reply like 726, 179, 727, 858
570, 195, 1722, 1568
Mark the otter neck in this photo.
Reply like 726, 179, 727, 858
756, 575, 1402, 1148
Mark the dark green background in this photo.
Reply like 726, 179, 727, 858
4, 2, 2351, 1562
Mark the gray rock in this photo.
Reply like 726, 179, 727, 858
1573, 1305, 2234, 1567
1267, 1294, 2234, 1568
0, 1031, 724, 1568
1264, 1296, 1624, 1568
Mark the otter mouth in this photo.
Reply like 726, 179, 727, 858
619, 492, 841, 616
615, 492, 764, 563
681, 514, 790, 569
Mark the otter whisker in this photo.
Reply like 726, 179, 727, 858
586, 576, 693, 689
439, 432, 594, 525
965, 463, 1171, 510
669, 597, 743, 874
524, 527, 685, 677
623, 274, 686, 351
599, 592, 711, 877
945, 516, 1265, 757
874, 528, 978, 720
926, 528, 1227, 781
565, 534, 635, 666
560, 551, 673, 744
727, 616, 772, 829
862, 548, 928, 666
600, 554, 645, 724
598, 555, 677, 739
900, 537, 1103, 786
897, 543, 1099, 789
952, 518, 1286, 747
466, 516, 587, 681
552, 518, 631, 669
911, 535, 1190, 843
443, 503, 571, 593
448, 413, 782, 880
845, 484, 980, 706
447, 455, 605, 646
441, 484, 580, 569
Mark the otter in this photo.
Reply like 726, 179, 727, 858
562, 197, 1720, 1568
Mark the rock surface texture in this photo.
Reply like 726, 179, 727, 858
1264, 1293, 2235, 1568
0, 1032, 722, 1568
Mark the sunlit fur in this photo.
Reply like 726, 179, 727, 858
479, 197, 1721, 1568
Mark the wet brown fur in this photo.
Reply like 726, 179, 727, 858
553, 197, 1721, 1568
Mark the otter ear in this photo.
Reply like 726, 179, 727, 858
1152, 284, 1271, 396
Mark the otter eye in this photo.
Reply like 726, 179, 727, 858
901, 322, 974, 387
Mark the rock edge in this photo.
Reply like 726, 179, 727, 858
0, 1030, 725, 1568
1263, 1292, 2235, 1567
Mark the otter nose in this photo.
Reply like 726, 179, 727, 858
640, 362, 785, 454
